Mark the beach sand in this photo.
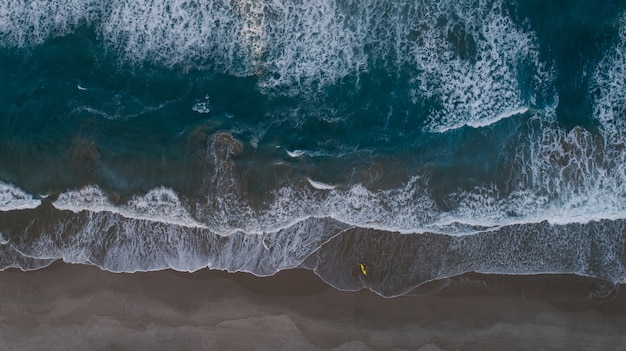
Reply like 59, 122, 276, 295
1, 262, 625, 351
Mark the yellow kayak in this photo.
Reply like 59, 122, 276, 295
359, 263, 367, 276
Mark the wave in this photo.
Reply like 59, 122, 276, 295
0, 181, 41, 211
423, 12, 626, 231
1, 0, 551, 132
451, 107, 530, 131
4, 103, 626, 293
18, 123, 626, 237
306, 178, 336, 190
11, 46, 626, 238
592, 14, 626, 134
406, 1, 550, 133
286, 149, 305, 158
1, 202, 625, 297
283, 147, 362, 159
53, 186, 206, 229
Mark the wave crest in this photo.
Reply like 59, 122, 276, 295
0, 181, 41, 211
53, 186, 205, 228
1, 0, 550, 115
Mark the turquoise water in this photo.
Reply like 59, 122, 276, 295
1, 0, 626, 296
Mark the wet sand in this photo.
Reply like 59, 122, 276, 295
1, 262, 625, 351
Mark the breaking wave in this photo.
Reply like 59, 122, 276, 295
0, 181, 41, 211
1, 0, 550, 131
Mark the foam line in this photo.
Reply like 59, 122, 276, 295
0, 182, 41, 212
286, 150, 305, 158
462, 107, 529, 130
53, 186, 206, 229
306, 178, 335, 190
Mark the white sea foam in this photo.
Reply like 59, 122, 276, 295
192, 95, 211, 114
0, 0, 101, 46
284, 146, 361, 159
464, 107, 530, 130
258, 0, 368, 94
531, 15, 626, 226
53, 186, 206, 228
0, 0, 551, 136
286, 149, 305, 158
0, 181, 41, 211
410, 13, 626, 230
73, 97, 176, 120
194, 170, 440, 235
306, 178, 335, 190
96, 0, 371, 94
401, 0, 549, 132
0, 0, 549, 106
53, 185, 110, 212
592, 15, 626, 134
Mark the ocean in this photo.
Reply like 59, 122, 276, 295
1, 0, 625, 297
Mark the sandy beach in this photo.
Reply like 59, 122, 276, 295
1, 262, 625, 351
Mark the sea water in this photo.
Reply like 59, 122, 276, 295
1, 0, 626, 297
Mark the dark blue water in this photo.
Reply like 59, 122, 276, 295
1, 0, 626, 297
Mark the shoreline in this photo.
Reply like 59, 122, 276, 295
1, 262, 625, 350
